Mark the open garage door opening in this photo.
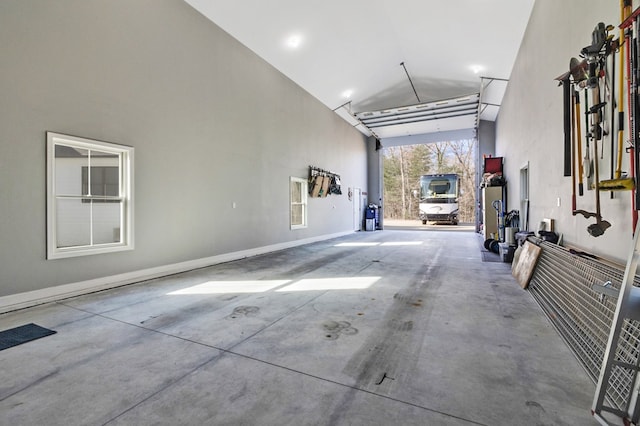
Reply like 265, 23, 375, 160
382, 140, 477, 226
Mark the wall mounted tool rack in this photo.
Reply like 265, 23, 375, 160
558, 3, 640, 237
308, 166, 342, 197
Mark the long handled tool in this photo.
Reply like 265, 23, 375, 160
610, 35, 617, 198
618, 0, 628, 182
633, 10, 640, 225
584, 87, 594, 190
619, 1, 639, 231
614, 7, 631, 183
571, 85, 577, 211
621, 5, 640, 230
575, 90, 585, 196
561, 58, 589, 189
570, 57, 588, 196
589, 74, 612, 236
599, 30, 635, 191
599, 40, 635, 190
563, 77, 572, 177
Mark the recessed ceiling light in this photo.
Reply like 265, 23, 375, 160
342, 89, 354, 99
286, 34, 302, 49
471, 65, 484, 74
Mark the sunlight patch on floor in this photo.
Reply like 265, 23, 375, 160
276, 276, 380, 292
167, 280, 290, 295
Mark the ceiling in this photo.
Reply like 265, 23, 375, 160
184, 0, 535, 142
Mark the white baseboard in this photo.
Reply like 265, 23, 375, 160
0, 231, 353, 314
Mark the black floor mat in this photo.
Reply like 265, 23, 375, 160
0, 323, 56, 351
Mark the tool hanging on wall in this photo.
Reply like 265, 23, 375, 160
621, 4, 640, 232
569, 22, 615, 237
308, 166, 342, 197
576, 89, 586, 196
559, 52, 608, 236
588, 75, 612, 236
571, 85, 578, 211
558, 58, 589, 197
584, 86, 595, 191
600, 27, 635, 192
570, 57, 588, 197
559, 11, 640, 236
617, 0, 629, 186
610, 33, 617, 198
562, 73, 572, 177
559, 58, 589, 182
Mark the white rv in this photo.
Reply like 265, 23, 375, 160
418, 173, 459, 225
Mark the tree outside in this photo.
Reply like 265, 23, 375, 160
383, 140, 477, 223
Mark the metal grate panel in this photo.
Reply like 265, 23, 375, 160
526, 240, 640, 412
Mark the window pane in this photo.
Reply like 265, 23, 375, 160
291, 204, 303, 226
102, 166, 119, 196
291, 181, 302, 203
93, 201, 122, 244
91, 151, 119, 196
85, 166, 120, 197
55, 145, 88, 196
56, 198, 91, 247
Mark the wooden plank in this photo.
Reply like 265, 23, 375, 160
512, 241, 542, 289
310, 175, 323, 197
321, 175, 331, 197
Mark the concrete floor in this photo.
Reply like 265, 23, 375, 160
0, 228, 596, 425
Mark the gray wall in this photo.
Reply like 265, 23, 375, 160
478, 120, 496, 161
366, 136, 383, 208
497, 0, 628, 260
477, 119, 496, 186
477, 120, 496, 230
0, 0, 368, 297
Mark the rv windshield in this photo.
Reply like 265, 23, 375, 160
420, 175, 458, 204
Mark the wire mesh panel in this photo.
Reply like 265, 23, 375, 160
526, 240, 640, 412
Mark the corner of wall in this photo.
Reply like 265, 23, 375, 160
366, 136, 383, 207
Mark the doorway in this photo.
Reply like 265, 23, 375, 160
352, 188, 362, 231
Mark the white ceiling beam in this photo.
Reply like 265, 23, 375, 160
380, 128, 476, 147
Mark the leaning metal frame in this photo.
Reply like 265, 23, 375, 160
526, 239, 640, 419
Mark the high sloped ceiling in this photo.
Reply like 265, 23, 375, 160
184, 0, 535, 142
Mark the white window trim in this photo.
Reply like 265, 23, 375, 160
46, 132, 134, 259
290, 176, 308, 230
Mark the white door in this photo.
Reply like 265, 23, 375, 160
352, 188, 362, 231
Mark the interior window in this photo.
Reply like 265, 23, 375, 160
46, 132, 134, 259
290, 177, 308, 229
